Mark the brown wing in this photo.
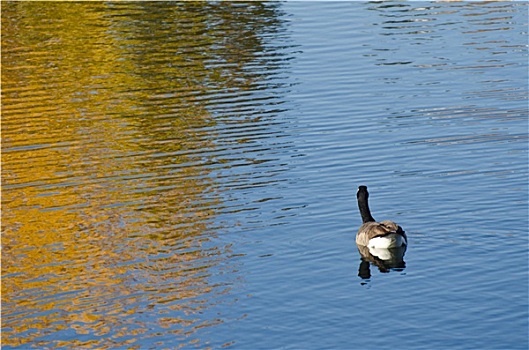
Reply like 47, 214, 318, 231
379, 220, 401, 232
356, 221, 405, 246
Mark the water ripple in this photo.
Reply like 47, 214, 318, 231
2, 1, 527, 349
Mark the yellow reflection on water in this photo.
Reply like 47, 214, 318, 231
2, 2, 286, 348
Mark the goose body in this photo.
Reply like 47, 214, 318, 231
356, 186, 407, 249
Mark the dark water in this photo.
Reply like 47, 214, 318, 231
2, 2, 528, 349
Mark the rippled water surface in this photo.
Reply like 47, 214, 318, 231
2, 2, 528, 349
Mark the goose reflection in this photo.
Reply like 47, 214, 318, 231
357, 244, 406, 280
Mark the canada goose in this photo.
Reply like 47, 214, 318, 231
356, 186, 407, 248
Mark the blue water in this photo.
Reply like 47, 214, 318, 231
2, 2, 527, 349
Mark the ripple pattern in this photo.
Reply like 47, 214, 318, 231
2, 2, 528, 349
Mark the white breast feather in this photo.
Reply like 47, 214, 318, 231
368, 234, 407, 249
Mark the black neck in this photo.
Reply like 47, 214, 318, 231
357, 188, 376, 223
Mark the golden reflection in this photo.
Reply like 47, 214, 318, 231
2, 2, 287, 348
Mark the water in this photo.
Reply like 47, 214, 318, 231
2, 2, 528, 349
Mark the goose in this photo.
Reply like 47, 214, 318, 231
356, 185, 407, 248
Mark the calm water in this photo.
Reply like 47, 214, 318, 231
2, 2, 528, 349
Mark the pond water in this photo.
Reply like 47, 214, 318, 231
2, 2, 528, 349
